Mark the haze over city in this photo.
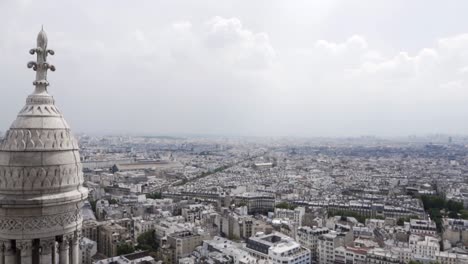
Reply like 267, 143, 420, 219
1, 0, 468, 137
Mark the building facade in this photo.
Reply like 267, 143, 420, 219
167, 231, 204, 263
297, 226, 329, 263
409, 219, 437, 236
79, 238, 97, 264
97, 222, 128, 257
246, 232, 311, 264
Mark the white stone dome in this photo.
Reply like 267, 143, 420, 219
0, 28, 88, 250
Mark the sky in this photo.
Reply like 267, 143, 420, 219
1, 0, 468, 137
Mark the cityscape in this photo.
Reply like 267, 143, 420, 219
76, 134, 468, 264
2, 1, 468, 264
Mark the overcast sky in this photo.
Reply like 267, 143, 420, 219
1, 0, 468, 137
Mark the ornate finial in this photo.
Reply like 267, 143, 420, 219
27, 27, 56, 94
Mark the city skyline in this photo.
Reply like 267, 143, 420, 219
2, 0, 468, 137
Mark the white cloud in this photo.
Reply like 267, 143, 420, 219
315, 35, 368, 54
1, 0, 468, 137
356, 52, 417, 79
437, 34, 468, 55
348, 34, 468, 95
110, 16, 276, 72
203, 16, 276, 70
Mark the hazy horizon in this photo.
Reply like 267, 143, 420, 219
2, 0, 468, 137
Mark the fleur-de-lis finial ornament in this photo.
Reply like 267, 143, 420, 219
27, 26, 56, 94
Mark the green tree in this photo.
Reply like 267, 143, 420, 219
147, 192, 162, 199
136, 230, 158, 252
461, 210, 468, 220
447, 200, 464, 213
89, 200, 97, 213
328, 210, 368, 224
421, 195, 446, 211
275, 202, 297, 210
397, 218, 405, 226
117, 243, 135, 256
448, 211, 459, 218
421, 195, 465, 231
397, 216, 418, 226
236, 201, 247, 207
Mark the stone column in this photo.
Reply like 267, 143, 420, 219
58, 238, 69, 264
3, 240, 15, 264
71, 233, 80, 264
0, 240, 5, 264
17, 240, 33, 264
53, 241, 59, 264
39, 238, 55, 264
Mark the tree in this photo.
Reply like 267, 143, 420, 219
89, 200, 97, 213
328, 210, 367, 224
397, 218, 405, 226
117, 243, 135, 256
236, 201, 247, 207
275, 202, 297, 210
461, 210, 468, 220
147, 192, 162, 199
447, 200, 463, 213
136, 230, 158, 252
421, 195, 446, 211
448, 211, 459, 219
421, 195, 465, 231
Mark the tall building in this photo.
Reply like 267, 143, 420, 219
0, 28, 88, 263
409, 219, 437, 236
317, 231, 353, 264
297, 226, 329, 263
245, 232, 311, 264
97, 222, 128, 257
79, 238, 97, 264
167, 231, 205, 264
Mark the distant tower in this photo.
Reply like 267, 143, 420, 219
0, 28, 88, 263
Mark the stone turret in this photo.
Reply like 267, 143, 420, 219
0, 28, 88, 264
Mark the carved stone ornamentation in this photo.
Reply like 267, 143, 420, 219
73, 230, 82, 244
0, 163, 83, 191
59, 235, 71, 251
0, 210, 82, 233
0, 128, 78, 151
27, 26, 55, 92
3, 240, 14, 255
59, 243, 69, 259
17, 240, 33, 256
40, 238, 56, 254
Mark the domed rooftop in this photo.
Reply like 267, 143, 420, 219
0, 28, 88, 242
